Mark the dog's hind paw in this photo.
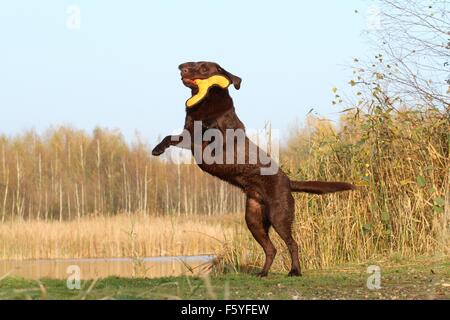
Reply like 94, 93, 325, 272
288, 269, 302, 277
256, 271, 268, 277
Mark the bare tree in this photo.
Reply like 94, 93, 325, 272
367, 0, 449, 109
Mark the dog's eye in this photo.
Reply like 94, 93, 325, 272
200, 66, 208, 73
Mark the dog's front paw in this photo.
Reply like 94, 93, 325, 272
152, 145, 166, 156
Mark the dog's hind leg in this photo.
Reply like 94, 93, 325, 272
269, 194, 302, 276
245, 193, 276, 277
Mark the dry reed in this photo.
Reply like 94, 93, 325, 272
0, 213, 239, 260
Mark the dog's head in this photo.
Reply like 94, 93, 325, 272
178, 61, 242, 91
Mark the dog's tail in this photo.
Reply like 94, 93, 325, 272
290, 180, 356, 195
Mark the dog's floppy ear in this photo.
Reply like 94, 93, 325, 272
217, 65, 242, 90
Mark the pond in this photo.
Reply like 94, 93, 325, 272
0, 255, 215, 279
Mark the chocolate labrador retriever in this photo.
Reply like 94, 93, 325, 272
152, 61, 355, 276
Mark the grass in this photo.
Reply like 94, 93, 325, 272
1, 259, 449, 300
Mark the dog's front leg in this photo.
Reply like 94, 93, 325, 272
152, 116, 194, 156
151, 135, 179, 156
151, 130, 192, 156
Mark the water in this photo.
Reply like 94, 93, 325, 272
0, 255, 215, 279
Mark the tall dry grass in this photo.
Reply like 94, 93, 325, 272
0, 213, 239, 260
226, 103, 449, 271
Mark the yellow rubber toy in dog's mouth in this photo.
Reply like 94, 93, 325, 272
185, 75, 231, 108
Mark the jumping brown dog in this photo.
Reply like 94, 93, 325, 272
152, 61, 355, 276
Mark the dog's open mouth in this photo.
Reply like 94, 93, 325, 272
182, 78, 198, 87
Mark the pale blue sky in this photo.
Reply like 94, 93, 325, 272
0, 0, 374, 144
